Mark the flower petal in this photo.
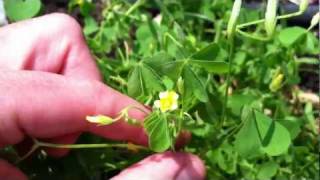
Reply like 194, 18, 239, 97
173, 93, 179, 100
154, 100, 161, 108
171, 103, 178, 110
159, 91, 168, 99
86, 115, 101, 123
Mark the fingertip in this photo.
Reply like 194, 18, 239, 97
88, 85, 150, 145
111, 151, 206, 180
0, 160, 27, 180
176, 153, 206, 180
175, 131, 191, 149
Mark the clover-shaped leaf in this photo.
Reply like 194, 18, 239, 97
4, 0, 42, 21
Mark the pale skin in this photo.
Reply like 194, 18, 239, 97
0, 13, 205, 180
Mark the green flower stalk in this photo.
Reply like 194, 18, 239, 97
265, 0, 278, 37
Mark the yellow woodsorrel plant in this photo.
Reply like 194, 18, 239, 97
20, 0, 314, 156
13, 0, 319, 179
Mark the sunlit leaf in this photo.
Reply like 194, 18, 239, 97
183, 66, 208, 102
254, 110, 291, 156
128, 66, 144, 97
144, 112, 171, 152
191, 43, 220, 61
257, 161, 279, 180
278, 27, 306, 47
4, 0, 41, 21
189, 60, 228, 74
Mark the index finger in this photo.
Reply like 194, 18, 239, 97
0, 13, 101, 81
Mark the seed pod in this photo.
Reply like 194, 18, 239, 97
227, 0, 242, 40
298, 0, 308, 13
269, 73, 284, 92
265, 0, 278, 37
309, 12, 320, 30
289, 0, 308, 13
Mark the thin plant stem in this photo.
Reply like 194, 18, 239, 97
123, 105, 150, 115
36, 141, 128, 149
109, 75, 128, 86
221, 39, 235, 127
15, 143, 39, 164
236, 29, 270, 41
125, 0, 144, 16
236, 12, 302, 29
164, 33, 184, 48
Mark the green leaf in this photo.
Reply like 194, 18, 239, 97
278, 117, 301, 139
4, 0, 41, 21
83, 16, 99, 36
235, 109, 291, 157
257, 161, 279, 180
160, 61, 185, 81
79, 1, 94, 16
143, 52, 183, 81
190, 43, 220, 61
140, 64, 164, 93
127, 64, 163, 97
234, 109, 262, 158
127, 66, 144, 97
228, 94, 259, 115
189, 60, 228, 74
162, 76, 174, 90
143, 52, 173, 68
206, 142, 237, 174
183, 66, 208, 102
253, 110, 291, 156
144, 112, 171, 152
278, 27, 306, 47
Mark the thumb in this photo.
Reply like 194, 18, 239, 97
111, 152, 206, 180
0, 160, 27, 180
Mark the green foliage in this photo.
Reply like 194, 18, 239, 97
6, 0, 318, 179
4, 0, 42, 21
278, 27, 306, 47
144, 112, 171, 152
256, 161, 279, 180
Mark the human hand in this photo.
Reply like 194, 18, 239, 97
0, 13, 205, 180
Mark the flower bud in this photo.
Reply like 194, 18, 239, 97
177, 77, 184, 95
86, 115, 114, 125
269, 73, 284, 92
265, 0, 278, 37
227, 0, 242, 40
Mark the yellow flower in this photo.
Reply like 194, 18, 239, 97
154, 90, 179, 112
